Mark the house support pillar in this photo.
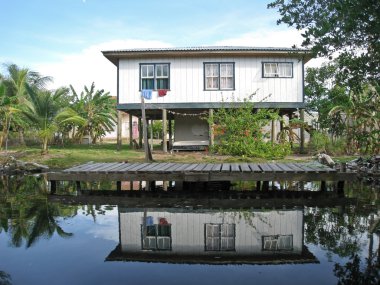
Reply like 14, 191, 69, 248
138, 117, 142, 148
271, 119, 276, 143
117, 110, 122, 151
150, 119, 154, 151
300, 109, 305, 153
168, 118, 172, 151
129, 113, 133, 148
209, 109, 214, 148
162, 109, 167, 152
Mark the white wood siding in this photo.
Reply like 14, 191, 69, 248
118, 56, 303, 105
119, 210, 303, 254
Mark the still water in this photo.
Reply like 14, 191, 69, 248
0, 175, 379, 285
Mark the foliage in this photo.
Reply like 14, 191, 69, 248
23, 86, 85, 154
334, 254, 380, 285
149, 121, 163, 139
268, 0, 380, 89
309, 130, 330, 153
0, 64, 53, 149
328, 84, 380, 154
70, 83, 117, 144
0, 175, 76, 248
209, 97, 291, 159
305, 62, 380, 155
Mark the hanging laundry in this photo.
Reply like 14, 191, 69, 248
158, 89, 168, 97
145, 216, 154, 225
141, 89, 152, 100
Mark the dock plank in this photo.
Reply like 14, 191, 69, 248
275, 163, 295, 172
267, 163, 285, 173
221, 163, 231, 172
211, 164, 222, 172
240, 163, 251, 172
258, 163, 273, 172
192, 164, 208, 172
231, 163, 241, 172
248, 163, 262, 172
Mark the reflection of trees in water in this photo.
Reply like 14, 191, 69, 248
0, 270, 12, 285
305, 206, 380, 284
0, 175, 76, 248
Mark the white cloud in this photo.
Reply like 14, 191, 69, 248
36, 39, 173, 96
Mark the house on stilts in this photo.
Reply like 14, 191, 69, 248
102, 46, 312, 151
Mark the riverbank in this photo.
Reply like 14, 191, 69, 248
0, 143, 358, 170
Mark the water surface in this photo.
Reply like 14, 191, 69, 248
0, 175, 379, 285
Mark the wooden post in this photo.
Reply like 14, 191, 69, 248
300, 109, 305, 153
117, 110, 122, 151
138, 117, 142, 148
50, 180, 57, 194
256, 181, 261, 191
141, 95, 152, 161
321, 181, 327, 192
209, 109, 214, 147
162, 109, 167, 153
150, 119, 154, 151
75, 181, 81, 192
168, 119, 172, 151
116, 181, 122, 192
129, 113, 133, 148
271, 119, 276, 143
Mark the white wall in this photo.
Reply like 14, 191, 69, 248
119, 209, 303, 254
119, 56, 303, 105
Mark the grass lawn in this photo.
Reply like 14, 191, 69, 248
0, 143, 359, 169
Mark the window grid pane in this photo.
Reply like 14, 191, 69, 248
264, 63, 292, 78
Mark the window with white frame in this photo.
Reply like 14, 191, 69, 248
262, 235, 293, 251
205, 223, 235, 251
263, 62, 293, 78
141, 224, 172, 251
204, 63, 234, 90
140, 63, 170, 90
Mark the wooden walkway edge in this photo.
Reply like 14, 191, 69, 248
47, 162, 355, 183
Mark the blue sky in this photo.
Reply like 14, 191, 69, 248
0, 0, 311, 95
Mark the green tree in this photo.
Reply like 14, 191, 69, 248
70, 83, 116, 144
0, 64, 52, 148
268, 0, 380, 88
23, 86, 84, 154
209, 97, 290, 159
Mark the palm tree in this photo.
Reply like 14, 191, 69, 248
0, 64, 52, 149
23, 86, 85, 154
329, 84, 380, 154
70, 83, 116, 144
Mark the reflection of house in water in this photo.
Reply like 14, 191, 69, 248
106, 207, 318, 265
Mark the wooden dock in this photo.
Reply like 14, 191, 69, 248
47, 161, 355, 184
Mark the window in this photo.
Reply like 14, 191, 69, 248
204, 63, 234, 90
205, 223, 235, 251
262, 235, 293, 251
141, 224, 172, 251
140, 63, 170, 90
263, 62, 293, 78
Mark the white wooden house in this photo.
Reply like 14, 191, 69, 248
102, 47, 312, 150
106, 208, 317, 265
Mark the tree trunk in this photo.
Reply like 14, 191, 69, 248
18, 128, 25, 146
42, 138, 49, 154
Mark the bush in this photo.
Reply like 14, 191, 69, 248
209, 97, 291, 159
